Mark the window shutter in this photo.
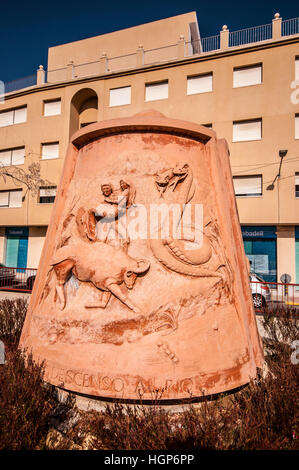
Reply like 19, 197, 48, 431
14, 107, 27, 124
0, 110, 14, 127
11, 147, 25, 165
0, 150, 12, 166
187, 74, 213, 94
233, 65, 262, 88
109, 87, 131, 107
40, 187, 57, 197
44, 100, 61, 116
233, 176, 262, 196
42, 143, 59, 160
9, 190, 22, 208
0, 192, 9, 207
233, 120, 262, 142
145, 82, 168, 101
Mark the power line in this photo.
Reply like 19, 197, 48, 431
232, 157, 299, 176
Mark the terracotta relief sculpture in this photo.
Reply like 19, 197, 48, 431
19, 111, 263, 402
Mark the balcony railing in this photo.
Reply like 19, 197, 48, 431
3, 74, 37, 94
282, 17, 299, 36
251, 280, 299, 314
229, 23, 272, 47
1, 14, 298, 95
0, 266, 37, 292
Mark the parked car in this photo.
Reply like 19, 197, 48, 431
14, 269, 36, 291
250, 272, 271, 308
26, 275, 36, 290
0, 263, 16, 286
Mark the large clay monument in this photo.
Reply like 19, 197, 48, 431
19, 111, 263, 401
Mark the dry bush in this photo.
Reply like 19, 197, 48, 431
0, 298, 28, 349
0, 298, 75, 450
68, 307, 298, 450
0, 296, 297, 450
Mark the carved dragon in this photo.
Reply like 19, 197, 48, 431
150, 163, 233, 292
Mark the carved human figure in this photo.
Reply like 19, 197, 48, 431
94, 180, 135, 252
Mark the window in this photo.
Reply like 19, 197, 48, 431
187, 73, 213, 94
39, 186, 57, 204
145, 81, 168, 102
0, 190, 22, 208
109, 86, 131, 107
233, 64, 262, 88
202, 123, 213, 129
43, 99, 61, 116
296, 174, 299, 198
0, 106, 27, 127
41, 142, 59, 160
0, 147, 25, 166
296, 115, 299, 139
296, 57, 299, 81
233, 119, 262, 142
233, 175, 262, 197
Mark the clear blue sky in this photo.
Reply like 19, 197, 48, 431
0, 0, 298, 82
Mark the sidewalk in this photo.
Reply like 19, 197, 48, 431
0, 290, 31, 301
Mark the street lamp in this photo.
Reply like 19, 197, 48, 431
266, 149, 288, 190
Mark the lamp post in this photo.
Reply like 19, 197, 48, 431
266, 149, 288, 191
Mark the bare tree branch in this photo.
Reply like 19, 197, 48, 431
0, 163, 54, 196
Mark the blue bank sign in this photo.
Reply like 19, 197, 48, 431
241, 226, 277, 239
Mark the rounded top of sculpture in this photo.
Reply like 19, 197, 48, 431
71, 110, 216, 149
274, 12, 280, 19
222, 25, 228, 31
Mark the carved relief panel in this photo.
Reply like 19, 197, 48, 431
19, 111, 263, 401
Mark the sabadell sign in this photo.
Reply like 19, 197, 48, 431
241, 226, 277, 239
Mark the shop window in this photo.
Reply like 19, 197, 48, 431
0, 189, 22, 208
187, 73, 213, 95
43, 99, 61, 116
41, 142, 59, 160
233, 64, 262, 88
0, 147, 25, 166
109, 86, 131, 107
242, 226, 277, 283
145, 81, 168, 102
0, 106, 27, 127
233, 119, 262, 142
233, 175, 262, 197
5, 227, 28, 269
296, 173, 299, 198
39, 186, 57, 204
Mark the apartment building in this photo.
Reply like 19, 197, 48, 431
0, 11, 298, 285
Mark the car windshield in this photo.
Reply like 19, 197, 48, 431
250, 272, 267, 283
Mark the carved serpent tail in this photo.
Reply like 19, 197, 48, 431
150, 239, 222, 279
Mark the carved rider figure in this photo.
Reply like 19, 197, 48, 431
94, 180, 135, 252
